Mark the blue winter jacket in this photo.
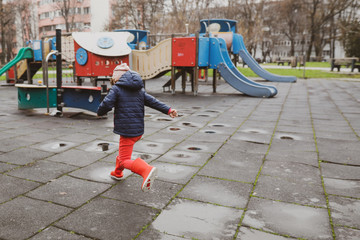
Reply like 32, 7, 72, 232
97, 70, 171, 137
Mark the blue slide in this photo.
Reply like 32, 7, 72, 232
209, 37, 277, 98
233, 34, 297, 83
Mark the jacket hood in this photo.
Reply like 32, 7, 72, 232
115, 71, 144, 90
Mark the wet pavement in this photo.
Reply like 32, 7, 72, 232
0, 76, 359, 240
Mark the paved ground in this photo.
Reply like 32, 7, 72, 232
0, 76, 359, 240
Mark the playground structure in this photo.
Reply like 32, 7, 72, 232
114, 29, 149, 50
199, 19, 296, 83
0, 19, 298, 114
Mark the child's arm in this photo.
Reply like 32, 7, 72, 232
144, 92, 175, 116
97, 87, 118, 116
168, 108, 178, 118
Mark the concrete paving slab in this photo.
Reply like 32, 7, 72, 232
29, 226, 92, 240
242, 197, 332, 239
56, 132, 99, 143
1, 77, 359, 240
143, 130, 187, 143
156, 149, 211, 166
68, 161, 131, 183
255, 174, 327, 207
261, 160, 322, 184
0, 174, 40, 203
223, 138, 269, 154
328, 195, 360, 229
151, 162, 199, 184
0, 147, 54, 165
55, 197, 159, 240
232, 131, 272, 145
26, 175, 111, 208
75, 140, 118, 154
137, 227, 191, 240
31, 140, 79, 153
266, 150, 319, 166
270, 138, 316, 152
0, 137, 35, 153
174, 140, 224, 153
7, 160, 77, 183
323, 178, 360, 198
236, 227, 297, 240
186, 130, 230, 143
151, 198, 243, 240
0, 161, 17, 172
133, 139, 175, 155
321, 162, 360, 180
334, 227, 360, 240
102, 175, 182, 209
0, 196, 72, 240
46, 148, 105, 167
178, 175, 252, 208
317, 138, 360, 165
199, 150, 264, 183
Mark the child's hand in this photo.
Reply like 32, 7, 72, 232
169, 109, 178, 118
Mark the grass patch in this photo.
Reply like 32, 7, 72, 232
237, 67, 360, 79
263, 61, 331, 68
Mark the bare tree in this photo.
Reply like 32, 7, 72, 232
302, 0, 356, 61
14, 0, 36, 45
109, 0, 166, 33
0, 0, 16, 63
274, 0, 306, 57
53, 0, 77, 32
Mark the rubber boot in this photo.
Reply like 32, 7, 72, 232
131, 158, 158, 192
110, 156, 124, 180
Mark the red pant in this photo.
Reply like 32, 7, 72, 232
115, 135, 142, 172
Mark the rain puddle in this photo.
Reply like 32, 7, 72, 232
241, 128, 269, 134
181, 122, 201, 128
89, 166, 131, 183
83, 141, 116, 152
37, 141, 75, 152
152, 199, 242, 239
168, 127, 182, 131
154, 163, 198, 183
275, 133, 302, 141
243, 200, 331, 239
156, 118, 173, 122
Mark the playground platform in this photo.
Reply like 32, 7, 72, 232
0, 76, 359, 240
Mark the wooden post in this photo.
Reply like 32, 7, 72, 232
171, 34, 175, 94
26, 59, 32, 84
181, 69, 186, 93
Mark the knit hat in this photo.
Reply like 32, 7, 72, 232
112, 63, 130, 82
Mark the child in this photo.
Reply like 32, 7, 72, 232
97, 63, 177, 192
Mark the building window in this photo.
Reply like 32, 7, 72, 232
83, 7, 90, 14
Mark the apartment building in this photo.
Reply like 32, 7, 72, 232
37, 0, 115, 38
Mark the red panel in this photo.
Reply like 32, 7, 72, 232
7, 67, 15, 78
172, 37, 196, 67
74, 41, 129, 78
90, 54, 129, 77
